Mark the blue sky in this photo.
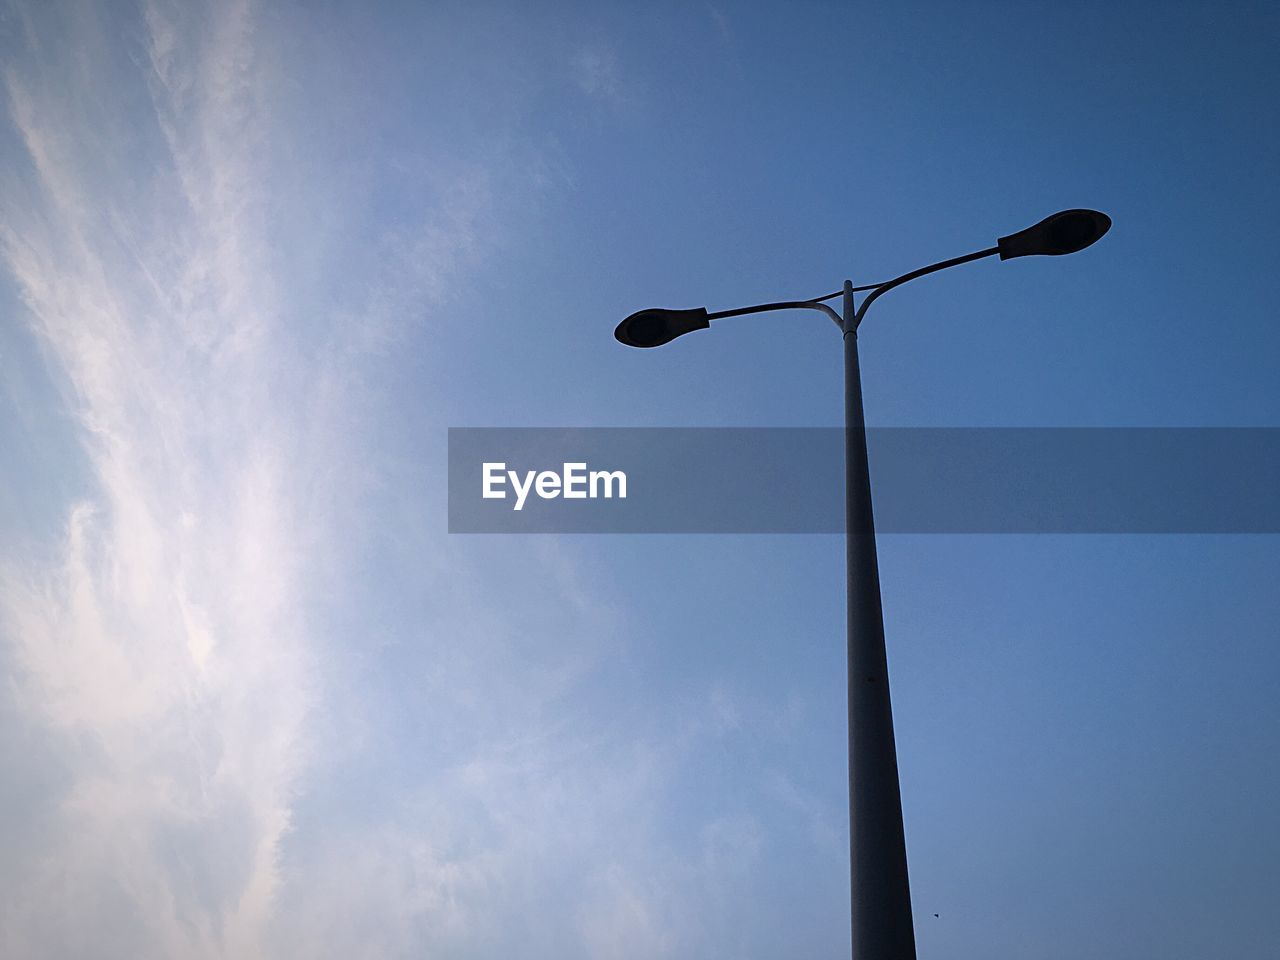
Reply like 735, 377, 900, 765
1, 1, 1277, 958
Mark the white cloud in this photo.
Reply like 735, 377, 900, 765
0, 4, 815, 957
0, 3, 626, 956
0, 2, 315, 955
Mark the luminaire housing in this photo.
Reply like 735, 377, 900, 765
614, 307, 710, 348
997, 208, 1112, 260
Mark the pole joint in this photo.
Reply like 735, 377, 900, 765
842, 279, 858, 336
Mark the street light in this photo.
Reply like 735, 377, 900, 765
613, 209, 1111, 960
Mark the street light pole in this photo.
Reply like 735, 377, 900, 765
612, 208, 1111, 960
843, 279, 916, 958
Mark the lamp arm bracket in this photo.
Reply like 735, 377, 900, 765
853, 246, 999, 328
706, 299, 843, 330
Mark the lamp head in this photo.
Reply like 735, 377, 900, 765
614, 307, 710, 348
998, 209, 1112, 260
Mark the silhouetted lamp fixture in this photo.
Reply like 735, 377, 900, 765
614, 307, 710, 349
997, 208, 1111, 259
611, 207, 1112, 960
614, 208, 1112, 347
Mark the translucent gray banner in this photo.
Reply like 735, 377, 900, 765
447, 428, 1280, 534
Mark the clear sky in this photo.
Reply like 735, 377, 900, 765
1, 1, 1277, 958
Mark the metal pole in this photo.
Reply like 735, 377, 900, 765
843, 280, 916, 959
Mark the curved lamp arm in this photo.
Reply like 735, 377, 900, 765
614, 209, 1110, 348
708, 298, 843, 329
702, 271, 909, 330
852, 247, 999, 329
617, 247, 1000, 345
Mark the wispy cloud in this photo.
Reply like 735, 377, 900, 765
706, 3, 733, 46
570, 43, 626, 109
0, 3, 632, 955
0, 1, 322, 955
0, 4, 820, 957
